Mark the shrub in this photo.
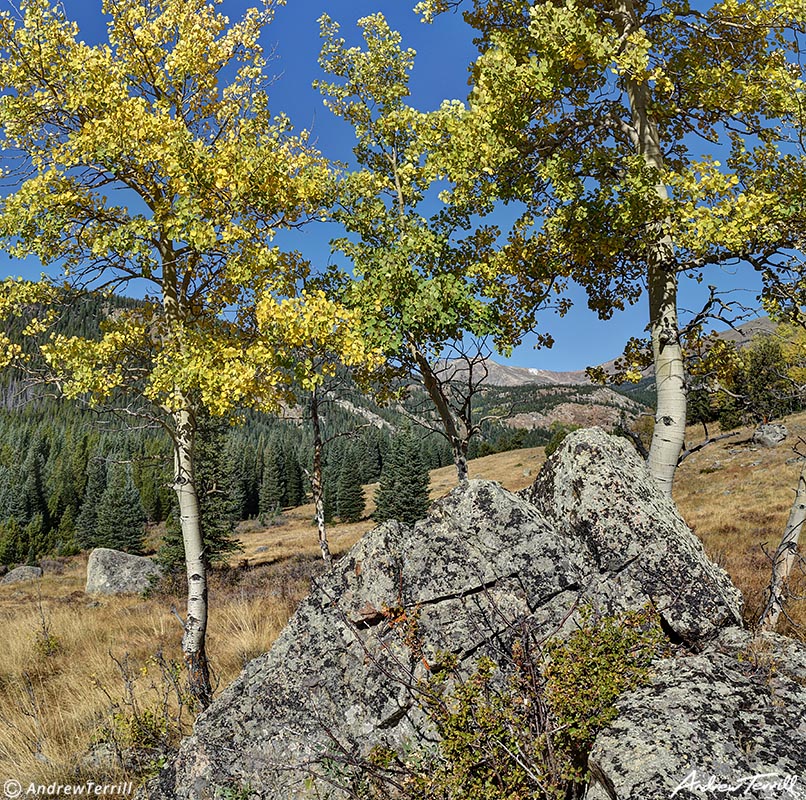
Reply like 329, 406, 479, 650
94, 652, 194, 780
341, 605, 669, 799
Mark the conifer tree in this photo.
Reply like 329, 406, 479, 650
321, 441, 345, 526
259, 443, 286, 517
373, 431, 430, 526
133, 438, 172, 523
240, 441, 262, 520
96, 464, 146, 554
75, 457, 107, 550
224, 438, 249, 521
360, 430, 385, 484
158, 418, 242, 571
46, 429, 86, 530
284, 447, 304, 508
54, 505, 79, 556
195, 416, 241, 563
23, 513, 45, 564
0, 517, 22, 565
337, 449, 365, 523
21, 435, 49, 529
0, 464, 25, 525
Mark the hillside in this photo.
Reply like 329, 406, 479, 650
235, 414, 806, 641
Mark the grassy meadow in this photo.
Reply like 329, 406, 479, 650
0, 420, 804, 786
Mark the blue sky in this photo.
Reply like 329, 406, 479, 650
0, 0, 764, 371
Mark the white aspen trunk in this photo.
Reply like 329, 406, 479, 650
173, 406, 212, 710
160, 239, 212, 709
310, 390, 332, 567
646, 265, 686, 496
619, 0, 686, 496
761, 464, 806, 631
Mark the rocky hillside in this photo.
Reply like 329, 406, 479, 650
503, 385, 643, 430
466, 359, 591, 386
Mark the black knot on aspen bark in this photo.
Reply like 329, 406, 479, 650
657, 325, 677, 350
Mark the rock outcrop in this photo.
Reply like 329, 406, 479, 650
1, 565, 43, 584
147, 428, 756, 800
85, 548, 161, 595
523, 430, 743, 642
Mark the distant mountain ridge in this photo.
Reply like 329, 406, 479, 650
475, 361, 590, 387
468, 317, 776, 388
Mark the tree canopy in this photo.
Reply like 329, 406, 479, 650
415, 0, 806, 492
0, 0, 340, 709
316, 12, 568, 480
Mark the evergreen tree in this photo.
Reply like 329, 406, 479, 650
96, 464, 146, 554
337, 448, 365, 523
741, 337, 794, 423
75, 456, 107, 549
0, 517, 22, 565
284, 446, 304, 508
158, 419, 243, 573
46, 428, 87, 531
322, 442, 345, 525
421, 437, 443, 471
360, 429, 385, 484
133, 437, 172, 523
240, 440, 262, 519
224, 437, 249, 520
717, 335, 796, 430
259, 443, 286, 517
20, 434, 50, 528
373, 431, 430, 526
195, 416, 241, 564
0, 464, 25, 524
23, 513, 45, 563
53, 505, 79, 556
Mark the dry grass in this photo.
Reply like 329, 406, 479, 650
0, 556, 317, 787
1, 427, 805, 788
0, 558, 184, 785
673, 413, 806, 636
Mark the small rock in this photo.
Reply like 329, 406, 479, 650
85, 548, 161, 595
1, 565, 43, 584
81, 742, 121, 772
255, 546, 269, 553
752, 423, 788, 448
